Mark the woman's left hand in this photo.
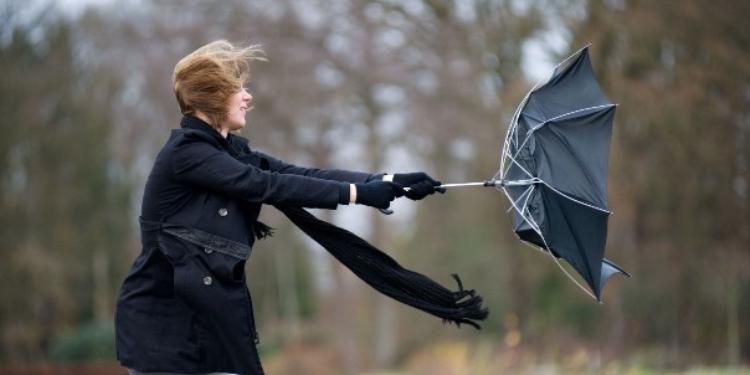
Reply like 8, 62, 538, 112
392, 172, 446, 200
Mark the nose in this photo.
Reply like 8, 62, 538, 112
243, 88, 252, 102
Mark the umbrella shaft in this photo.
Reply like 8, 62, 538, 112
403, 179, 538, 191
439, 181, 495, 188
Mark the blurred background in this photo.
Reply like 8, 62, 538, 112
1, 0, 749, 374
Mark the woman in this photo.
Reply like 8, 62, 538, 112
114, 40, 443, 375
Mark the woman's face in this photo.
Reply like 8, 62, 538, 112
220, 87, 253, 132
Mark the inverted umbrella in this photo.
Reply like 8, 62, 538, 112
413, 45, 629, 301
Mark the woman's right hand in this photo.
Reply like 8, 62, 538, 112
354, 181, 405, 209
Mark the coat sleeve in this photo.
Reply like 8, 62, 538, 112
254, 150, 383, 183
171, 136, 347, 209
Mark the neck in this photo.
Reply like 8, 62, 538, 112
193, 111, 229, 138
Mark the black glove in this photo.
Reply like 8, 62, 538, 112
355, 181, 405, 209
393, 172, 446, 200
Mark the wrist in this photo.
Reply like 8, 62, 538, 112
338, 183, 350, 204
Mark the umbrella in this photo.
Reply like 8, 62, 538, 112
420, 45, 629, 301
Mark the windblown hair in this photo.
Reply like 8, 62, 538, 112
172, 40, 266, 127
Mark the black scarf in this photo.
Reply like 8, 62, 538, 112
277, 206, 488, 329
186, 117, 489, 328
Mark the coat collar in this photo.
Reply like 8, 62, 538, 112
179, 115, 251, 155
180, 115, 227, 144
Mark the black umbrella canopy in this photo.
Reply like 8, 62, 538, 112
499, 46, 629, 301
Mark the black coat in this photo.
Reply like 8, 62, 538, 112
115, 115, 379, 374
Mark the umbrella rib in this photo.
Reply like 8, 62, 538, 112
528, 104, 615, 133
503, 150, 534, 178
501, 152, 610, 214
548, 44, 593, 81
499, 185, 598, 300
502, 43, 592, 167
500, 44, 598, 178
500, 53, 552, 173
500, 131, 611, 215
555, 197, 599, 297
510, 103, 616, 172
500, 186, 539, 233
505, 184, 534, 213
535, 124, 611, 213
524, 212, 598, 301
500, 106, 613, 214
539, 181, 611, 214
520, 184, 536, 216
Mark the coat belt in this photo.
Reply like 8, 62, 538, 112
139, 217, 250, 260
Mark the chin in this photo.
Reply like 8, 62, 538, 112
227, 119, 245, 130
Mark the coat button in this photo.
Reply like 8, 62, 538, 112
204, 247, 214, 254
203, 276, 213, 286
218, 208, 228, 216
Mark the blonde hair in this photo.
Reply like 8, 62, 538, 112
172, 40, 266, 127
